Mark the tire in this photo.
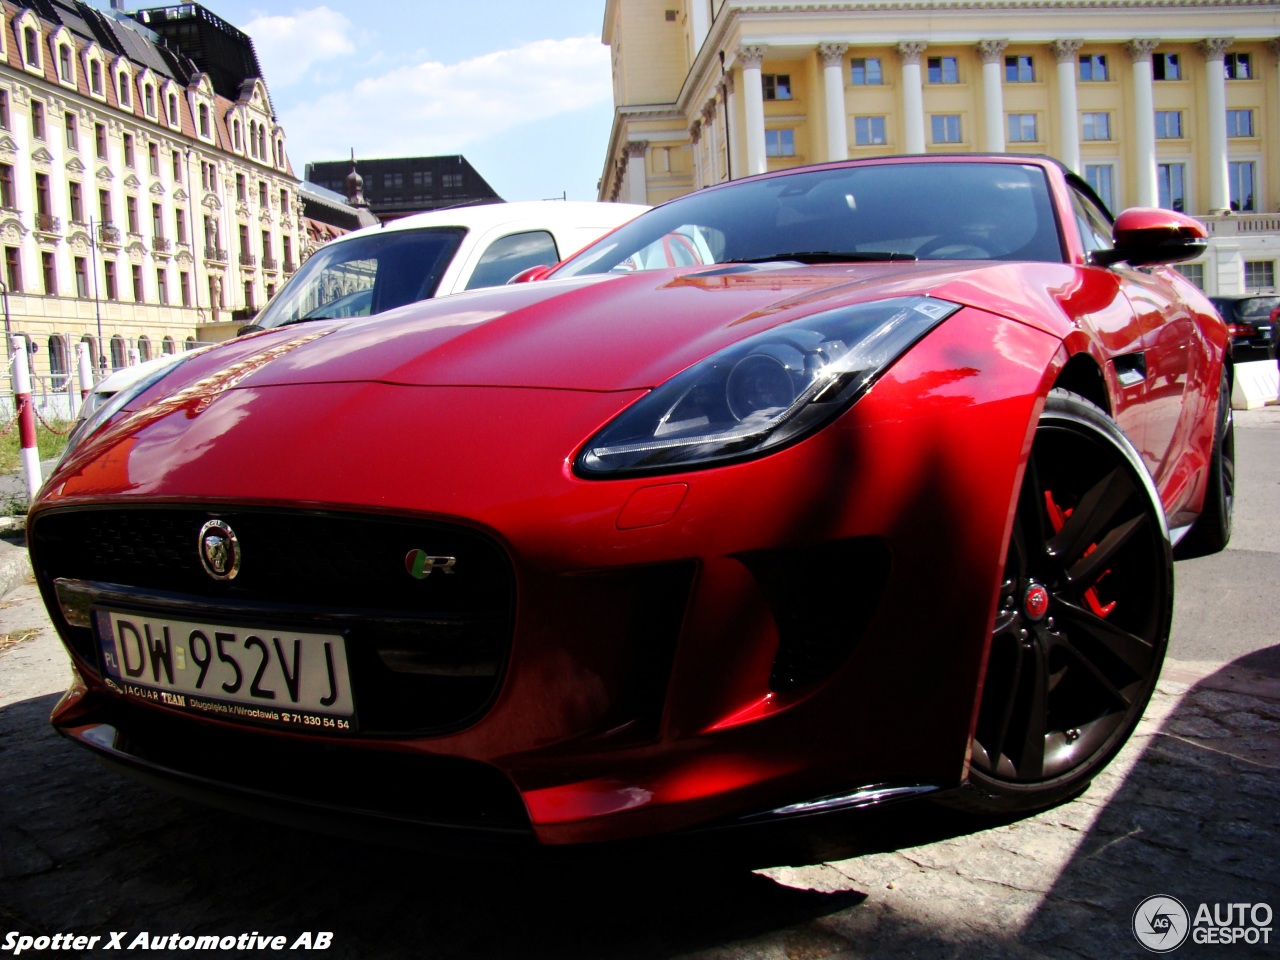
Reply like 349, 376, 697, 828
951, 389, 1173, 815
1173, 369, 1234, 560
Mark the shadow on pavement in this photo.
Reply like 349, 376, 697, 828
4, 646, 1279, 959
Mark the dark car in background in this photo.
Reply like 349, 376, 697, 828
1209, 295, 1278, 361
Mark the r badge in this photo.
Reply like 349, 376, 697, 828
198, 519, 241, 581
406, 550, 456, 579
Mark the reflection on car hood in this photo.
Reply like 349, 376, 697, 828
136, 261, 1075, 398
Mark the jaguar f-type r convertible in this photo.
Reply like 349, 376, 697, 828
31, 155, 1231, 847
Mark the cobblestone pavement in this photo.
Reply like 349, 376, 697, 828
1, 414, 1277, 958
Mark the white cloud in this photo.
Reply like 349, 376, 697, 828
278, 36, 612, 172
245, 7, 357, 87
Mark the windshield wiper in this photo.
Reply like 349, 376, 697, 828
724, 251, 918, 265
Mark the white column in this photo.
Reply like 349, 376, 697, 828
977, 41, 1008, 152
1052, 40, 1083, 173
1202, 38, 1233, 214
1126, 39, 1158, 208
689, 121, 704, 189
819, 43, 849, 161
625, 141, 648, 205
897, 42, 928, 154
738, 45, 768, 175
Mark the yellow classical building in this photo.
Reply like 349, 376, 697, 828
599, 0, 1280, 295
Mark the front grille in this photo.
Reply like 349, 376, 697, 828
30, 506, 515, 735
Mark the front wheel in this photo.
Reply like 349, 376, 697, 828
955, 390, 1173, 815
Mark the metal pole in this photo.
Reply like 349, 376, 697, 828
89, 215, 105, 377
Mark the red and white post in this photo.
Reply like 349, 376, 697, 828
11, 335, 42, 496
76, 340, 94, 400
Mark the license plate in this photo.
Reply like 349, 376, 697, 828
95, 610, 357, 734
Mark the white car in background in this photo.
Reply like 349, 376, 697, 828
77, 200, 647, 421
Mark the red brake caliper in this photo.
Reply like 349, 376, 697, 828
1044, 491, 1116, 618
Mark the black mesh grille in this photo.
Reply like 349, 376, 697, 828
30, 506, 515, 735
737, 538, 891, 692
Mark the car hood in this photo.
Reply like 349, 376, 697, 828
139, 260, 1075, 399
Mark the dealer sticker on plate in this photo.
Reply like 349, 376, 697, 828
94, 610, 357, 733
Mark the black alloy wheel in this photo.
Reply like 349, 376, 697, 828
1173, 368, 1234, 560
959, 390, 1173, 814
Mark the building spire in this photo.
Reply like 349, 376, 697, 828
345, 149, 366, 208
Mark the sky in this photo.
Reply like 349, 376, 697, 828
185, 0, 617, 201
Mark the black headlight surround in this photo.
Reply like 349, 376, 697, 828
575, 296, 962, 479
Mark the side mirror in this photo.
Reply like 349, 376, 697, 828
1093, 207, 1208, 267
507, 264, 555, 284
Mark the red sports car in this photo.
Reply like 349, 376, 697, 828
30, 156, 1232, 847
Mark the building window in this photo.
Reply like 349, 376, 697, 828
1158, 163, 1186, 212
110, 334, 126, 370
98, 189, 111, 225
126, 196, 139, 234
74, 257, 89, 297
163, 336, 176, 354
103, 260, 117, 300
143, 85, 155, 117
1226, 110, 1254, 138
851, 58, 882, 85
927, 57, 959, 84
1082, 112, 1111, 141
258, 181, 268, 208
58, 44, 71, 82
122, 133, 135, 168
41, 251, 56, 295
1224, 53, 1252, 80
854, 116, 887, 146
762, 74, 792, 101
1152, 53, 1180, 81
34, 173, 51, 220
117, 72, 132, 107
283, 236, 293, 269
175, 208, 187, 244
30, 100, 45, 140
4, 246, 21, 291
172, 151, 182, 181
131, 264, 143, 301
0, 91, 9, 130
151, 202, 163, 239
1244, 260, 1274, 291
68, 182, 83, 222
236, 173, 246, 201
148, 143, 159, 176
1084, 164, 1115, 211
48, 336, 68, 387
155, 270, 167, 305
179, 272, 190, 307
764, 128, 796, 157
1229, 160, 1256, 212
185, 336, 197, 351
89, 60, 103, 95
167, 93, 178, 125
64, 111, 78, 150
0, 165, 13, 208
1174, 263, 1204, 289
1007, 113, 1038, 142
198, 104, 210, 138
1155, 111, 1183, 139
94, 123, 106, 160
23, 26, 39, 67
931, 114, 963, 144
279, 188, 289, 214
244, 279, 254, 312
1004, 55, 1034, 83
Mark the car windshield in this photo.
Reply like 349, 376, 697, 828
555, 161, 1064, 277
250, 227, 466, 330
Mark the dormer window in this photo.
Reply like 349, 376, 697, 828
89, 60, 103, 96
23, 26, 38, 67
57, 44, 71, 82
166, 92, 179, 127
232, 119, 241, 151
197, 103, 210, 138
117, 70, 132, 108
143, 84, 155, 118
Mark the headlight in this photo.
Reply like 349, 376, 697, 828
59, 357, 192, 463
576, 296, 962, 476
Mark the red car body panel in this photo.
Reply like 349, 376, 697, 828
31, 155, 1228, 845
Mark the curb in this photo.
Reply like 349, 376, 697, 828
0, 539, 30, 599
